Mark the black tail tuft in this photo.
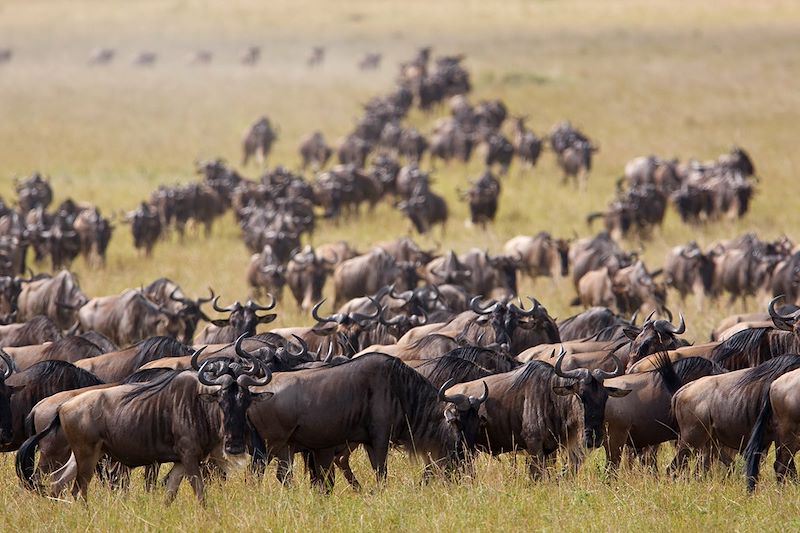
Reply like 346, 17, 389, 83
15, 414, 61, 492
744, 394, 774, 493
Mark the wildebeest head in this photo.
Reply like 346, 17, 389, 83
551, 349, 631, 448
471, 296, 551, 349
312, 297, 382, 356
0, 350, 17, 446
194, 345, 273, 456
169, 287, 214, 343
438, 378, 488, 456
212, 296, 277, 337
289, 247, 336, 311
623, 310, 686, 370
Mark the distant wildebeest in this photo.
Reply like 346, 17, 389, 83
241, 46, 261, 65
87, 48, 114, 65
133, 52, 157, 66
299, 131, 333, 171
358, 53, 382, 71
504, 232, 570, 283
17, 271, 88, 331
511, 116, 542, 171
242, 116, 278, 166
307, 46, 325, 67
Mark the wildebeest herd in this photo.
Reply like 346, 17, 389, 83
0, 46, 794, 505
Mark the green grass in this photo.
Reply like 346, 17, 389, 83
1, 0, 800, 528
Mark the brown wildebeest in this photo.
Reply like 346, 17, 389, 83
75, 336, 191, 383
4, 336, 105, 371
504, 232, 570, 283
670, 355, 800, 476
242, 116, 278, 166
286, 246, 336, 312
38, 356, 271, 504
447, 349, 630, 479
744, 367, 800, 491
194, 297, 277, 345
602, 355, 725, 471
299, 131, 333, 171
0, 316, 63, 348
17, 271, 88, 331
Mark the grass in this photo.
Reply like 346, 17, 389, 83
1, 0, 800, 529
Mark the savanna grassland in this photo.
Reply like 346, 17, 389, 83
1, 0, 800, 530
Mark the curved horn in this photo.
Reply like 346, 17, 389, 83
0, 349, 14, 379
379, 307, 406, 326
351, 296, 382, 323
237, 359, 273, 387
663, 312, 686, 335
287, 334, 309, 357
311, 299, 338, 324
247, 295, 276, 311
769, 295, 795, 331
198, 360, 233, 388
234, 333, 253, 359
469, 296, 497, 315
189, 346, 208, 370
437, 378, 457, 402
169, 288, 186, 304
212, 296, 238, 313
476, 381, 489, 404
197, 287, 215, 304
644, 309, 656, 324
553, 347, 583, 379
510, 296, 539, 317
594, 350, 625, 381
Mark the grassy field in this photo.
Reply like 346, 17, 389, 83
1, 0, 800, 529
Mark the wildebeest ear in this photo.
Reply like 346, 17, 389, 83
622, 327, 639, 340
444, 408, 458, 423
312, 325, 336, 336
257, 313, 277, 324
211, 319, 230, 327
552, 384, 577, 396
251, 391, 274, 402
604, 386, 632, 398
476, 316, 490, 325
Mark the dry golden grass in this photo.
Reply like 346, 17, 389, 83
1, 0, 800, 529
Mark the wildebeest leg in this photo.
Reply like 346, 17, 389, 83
667, 441, 693, 478
603, 436, 624, 473
637, 445, 660, 474
310, 449, 337, 494
274, 447, 294, 485
72, 442, 103, 502
334, 447, 362, 491
183, 459, 206, 506
49, 453, 78, 497
774, 442, 799, 484
164, 464, 185, 505
364, 440, 390, 485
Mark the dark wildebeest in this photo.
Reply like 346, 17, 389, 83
133, 51, 157, 66
247, 352, 487, 490
358, 52, 382, 71
398, 184, 448, 236
35, 355, 271, 503
483, 132, 514, 176
128, 202, 162, 256
88, 48, 115, 65
0, 316, 63, 348
194, 297, 277, 345
461, 171, 500, 228
664, 242, 716, 305
286, 246, 336, 312
299, 131, 333, 171
307, 46, 325, 67
72, 207, 113, 267
670, 355, 800, 476
448, 349, 629, 479
242, 116, 278, 166
17, 271, 88, 331
0, 350, 19, 447
504, 232, 570, 283
241, 46, 260, 65
1, 358, 104, 452
511, 116, 542, 170
78, 290, 184, 347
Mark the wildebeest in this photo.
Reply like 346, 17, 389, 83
359, 52, 382, 71
307, 46, 325, 67
664, 241, 716, 305
143, 278, 214, 344
1, 359, 104, 452
38, 354, 271, 503
287, 246, 336, 311
504, 232, 570, 283
127, 202, 162, 256
670, 355, 800, 476
461, 171, 500, 228
133, 51, 157, 66
247, 352, 487, 490
194, 297, 277, 345
246, 245, 286, 302
17, 271, 88, 331
4, 335, 105, 371
603, 355, 725, 470
241, 46, 260, 65
78, 289, 183, 347
75, 336, 192, 386
0, 316, 63, 348
88, 48, 114, 65
448, 350, 629, 478
299, 131, 333, 171
242, 116, 278, 166
744, 366, 800, 490
398, 183, 448, 236
511, 116, 542, 170
333, 249, 402, 307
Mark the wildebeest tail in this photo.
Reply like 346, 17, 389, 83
247, 417, 267, 478
744, 394, 773, 493
16, 414, 62, 491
